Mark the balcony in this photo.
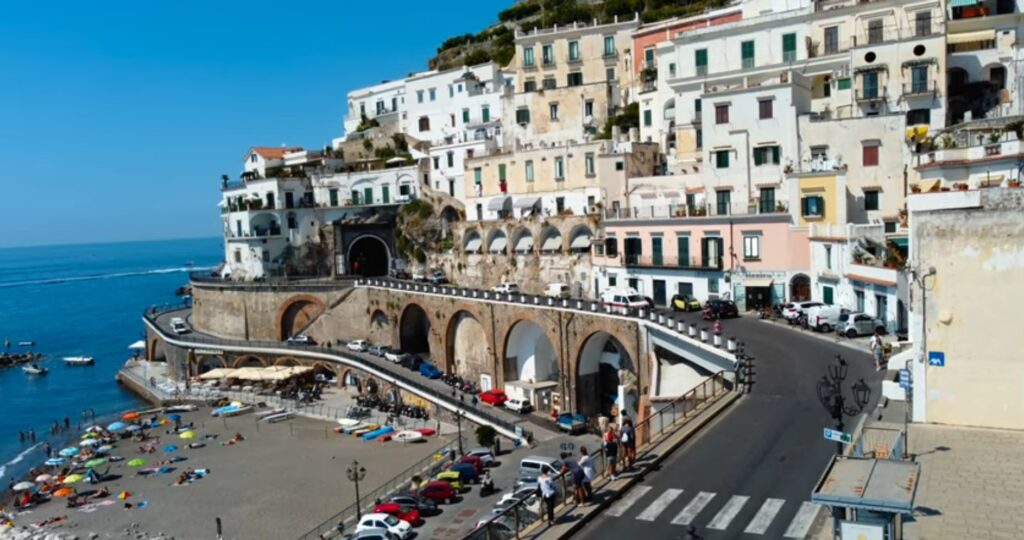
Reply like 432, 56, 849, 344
916, 137, 1023, 168
902, 81, 937, 98
855, 88, 888, 104
624, 254, 723, 270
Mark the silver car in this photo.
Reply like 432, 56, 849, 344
836, 312, 887, 338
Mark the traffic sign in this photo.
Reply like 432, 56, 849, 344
899, 369, 911, 388
928, 351, 945, 367
823, 428, 852, 445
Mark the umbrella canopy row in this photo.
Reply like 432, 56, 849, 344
198, 365, 313, 382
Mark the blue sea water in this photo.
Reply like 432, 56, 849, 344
0, 237, 222, 482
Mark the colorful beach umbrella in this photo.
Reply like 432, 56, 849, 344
59, 447, 80, 457
179, 431, 195, 440
96, 445, 113, 454
79, 439, 100, 447
122, 412, 140, 420
12, 481, 35, 491
84, 458, 108, 468
127, 458, 146, 467
126, 425, 143, 432
167, 414, 182, 422
163, 444, 178, 453
52, 488, 73, 497
34, 474, 54, 483
117, 491, 131, 500
63, 474, 84, 484
85, 425, 102, 433
81, 432, 97, 439
45, 457, 65, 466
107, 421, 127, 431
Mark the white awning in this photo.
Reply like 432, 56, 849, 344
465, 237, 482, 252
948, 30, 995, 44
487, 196, 511, 211
744, 277, 774, 288
513, 196, 540, 209
514, 235, 533, 252
489, 236, 508, 253
570, 234, 592, 249
541, 235, 562, 251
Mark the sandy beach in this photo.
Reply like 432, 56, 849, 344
1, 407, 451, 540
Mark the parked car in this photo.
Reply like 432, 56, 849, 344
671, 294, 701, 312
368, 344, 389, 357
479, 389, 509, 406
349, 528, 396, 540
491, 282, 519, 294
515, 455, 563, 489
545, 283, 570, 298
434, 470, 464, 492
388, 492, 439, 516
384, 350, 404, 363
494, 490, 541, 516
430, 271, 447, 285
170, 317, 189, 335
356, 514, 413, 540
467, 448, 496, 467
449, 462, 480, 484
457, 455, 484, 474
505, 398, 532, 414
704, 299, 739, 319
805, 305, 847, 333
782, 301, 824, 323
400, 354, 422, 370
837, 312, 887, 338
419, 362, 442, 379
286, 334, 314, 345
411, 272, 427, 282
373, 503, 422, 526
347, 339, 369, 352
418, 480, 457, 504
600, 288, 648, 314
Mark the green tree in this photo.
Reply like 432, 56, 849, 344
475, 425, 497, 448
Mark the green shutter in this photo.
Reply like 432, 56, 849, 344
741, 41, 754, 64
716, 150, 729, 168
677, 237, 689, 266
823, 286, 834, 305
837, 78, 851, 90
363, 187, 373, 205
463, 109, 470, 123
381, 186, 390, 204
482, 106, 490, 122
783, 33, 796, 61
753, 148, 764, 166
772, 146, 780, 164
695, 49, 707, 67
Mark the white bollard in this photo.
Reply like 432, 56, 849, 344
727, 337, 737, 352
700, 328, 708, 342
658, 315, 666, 324
677, 321, 685, 332
688, 324, 697, 337
713, 333, 722, 347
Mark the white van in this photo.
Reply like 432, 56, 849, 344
491, 282, 519, 294
600, 288, 648, 314
805, 304, 846, 333
170, 318, 189, 335
545, 283, 570, 298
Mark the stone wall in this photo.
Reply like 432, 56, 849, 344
190, 283, 347, 341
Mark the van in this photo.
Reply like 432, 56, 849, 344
545, 283, 570, 298
170, 318, 189, 335
518, 455, 563, 482
600, 288, 648, 314
805, 305, 846, 333
491, 282, 519, 294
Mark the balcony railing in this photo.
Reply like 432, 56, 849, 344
624, 254, 723, 270
855, 87, 888, 103
902, 81, 937, 97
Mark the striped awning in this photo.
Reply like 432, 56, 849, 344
513, 196, 540, 209
464, 237, 482, 252
489, 236, 507, 253
948, 29, 994, 44
949, 0, 978, 7
541, 235, 562, 251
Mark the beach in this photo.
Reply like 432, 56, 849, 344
1, 408, 451, 540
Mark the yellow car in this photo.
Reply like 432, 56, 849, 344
671, 294, 701, 312
434, 471, 464, 492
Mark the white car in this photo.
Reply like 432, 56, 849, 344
356, 513, 412, 540
286, 334, 314, 345
782, 301, 824, 322
384, 350, 404, 363
505, 398, 532, 414
491, 282, 519, 294
347, 339, 369, 352
170, 317, 189, 335
467, 448, 496, 467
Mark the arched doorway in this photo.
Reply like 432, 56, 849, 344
149, 338, 166, 362
399, 304, 431, 355
440, 206, 461, 239
486, 229, 508, 254
347, 234, 390, 277
277, 296, 325, 340
503, 319, 558, 413
790, 274, 811, 302
233, 355, 266, 368
576, 332, 636, 420
463, 229, 482, 254
196, 356, 226, 374
445, 311, 488, 377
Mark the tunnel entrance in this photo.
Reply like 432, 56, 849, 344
399, 304, 431, 355
348, 235, 390, 277
576, 332, 636, 420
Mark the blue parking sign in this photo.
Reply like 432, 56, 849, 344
928, 351, 945, 367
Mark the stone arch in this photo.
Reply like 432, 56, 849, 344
347, 234, 391, 277
440, 205, 461, 239
444, 310, 490, 378
486, 228, 508, 254
463, 228, 482, 254
273, 357, 300, 366
232, 355, 267, 368
501, 318, 559, 385
790, 273, 811, 302
196, 356, 226, 374
313, 362, 338, 384
539, 225, 563, 254
568, 224, 593, 254
276, 294, 326, 341
510, 227, 534, 254
249, 212, 279, 236
399, 303, 431, 355
149, 338, 166, 362
575, 331, 636, 419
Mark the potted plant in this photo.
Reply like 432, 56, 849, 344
1007, 121, 1024, 140
911, 185, 922, 193
1009, 179, 1021, 188
989, 132, 1002, 145
955, 182, 969, 191
941, 134, 955, 149
775, 202, 788, 213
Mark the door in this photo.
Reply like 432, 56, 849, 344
628, 278, 639, 292
823, 286, 834, 305
285, 192, 294, 209
363, 187, 373, 205
653, 280, 667, 306
652, 237, 663, 266
382, 185, 390, 204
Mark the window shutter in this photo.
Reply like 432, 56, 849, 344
753, 148, 763, 166
772, 146, 780, 164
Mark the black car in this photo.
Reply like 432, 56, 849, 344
400, 354, 422, 371
704, 299, 739, 319
388, 492, 440, 516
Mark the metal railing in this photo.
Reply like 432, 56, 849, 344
624, 255, 723, 270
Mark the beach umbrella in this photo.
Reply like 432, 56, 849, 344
179, 431, 196, 440
45, 458, 65, 466
59, 447, 80, 457
167, 414, 182, 422
34, 474, 54, 483
117, 491, 131, 500
158, 419, 170, 426
127, 458, 146, 467
79, 439, 100, 447
163, 444, 178, 453
85, 425, 102, 433
63, 474, 85, 484
81, 432, 97, 439
84, 458, 108, 468
12, 481, 35, 491
122, 412, 140, 420
126, 425, 143, 432
107, 422, 127, 432
96, 445, 113, 454
52, 488, 73, 497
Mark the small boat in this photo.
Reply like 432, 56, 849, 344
414, 427, 436, 437
361, 426, 395, 441
211, 404, 240, 417
336, 418, 362, 427
17, 341, 35, 347
164, 404, 198, 413
220, 404, 253, 417
340, 423, 368, 435
352, 424, 380, 437
22, 364, 47, 375
260, 411, 294, 424
392, 430, 425, 443
255, 407, 286, 420
63, 356, 95, 366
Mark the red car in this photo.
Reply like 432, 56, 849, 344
458, 455, 484, 474
418, 480, 457, 504
374, 502, 422, 526
479, 389, 508, 406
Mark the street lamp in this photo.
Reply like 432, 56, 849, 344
816, 355, 871, 454
455, 408, 464, 456
346, 460, 367, 520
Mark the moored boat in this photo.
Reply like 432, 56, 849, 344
255, 407, 286, 420
392, 430, 425, 443
22, 364, 48, 375
63, 356, 95, 366
17, 341, 35, 347
164, 403, 198, 413
220, 404, 253, 417
260, 411, 294, 423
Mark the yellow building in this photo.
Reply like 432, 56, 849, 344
788, 171, 848, 227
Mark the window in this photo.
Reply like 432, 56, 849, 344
861, 71, 879, 98
824, 286, 835, 305
603, 36, 615, 56
567, 72, 583, 87
743, 235, 761, 260
525, 160, 534, 182
644, 47, 655, 66
753, 146, 781, 166
715, 104, 729, 124
864, 189, 879, 211
416, 90, 424, 103
759, 187, 775, 213
695, 49, 708, 76
783, 33, 797, 62
569, 41, 580, 61
862, 142, 879, 167
608, 274, 617, 287
907, 108, 930, 125
516, 108, 530, 124
450, 113, 456, 127
432, 156, 440, 169
473, 168, 482, 184
696, 128, 703, 149
446, 152, 454, 168
715, 149, 730, 168
801, 195, 824, 217
825, 245, 833, 269
615, 161, 624, 171
554, 157, 565, 180
855, 290, 865, 312
556, 197, 565, 213
329, 188, 339, 207
867, 19, 883, 44
694, 98, 702, 116
428, 88, 436, 101
542, 77, 556, 90
605, 237, 618, 257
498, 164, 506, 183
542, 44, 553, 65
549, 103, 559, 121
418, 116, 430, 131
823, 77, 831, 97
482, 105, 490, 122
741, 40, 755, 69
448, 85, 454, 98
716, 190, 731, 215
359, 102, 365, 116
523, 47, 535, 67
837, 78, 852, 90
376, 100, 384, 114
677, 236, 690, 266
643, 109, 652, 127
669, 63, 676, 77
824, 26, 839, 54
884, 221, 897, 233
523, 79, 537, 92
585, 153, 595, 176
462, 108, 470, 124
758, 99, 773, 119
606, 67, 615, 81
392, 97, 397, 111
911, 65, 929, 93
233, 249, 241, 263
685, 193, 697, 215
915, 11, 932, 37
584, 100, 594, 117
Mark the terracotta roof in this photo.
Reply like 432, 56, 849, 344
248, 146, 303, 159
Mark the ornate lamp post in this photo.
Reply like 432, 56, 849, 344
816, 355, 871, 454
347, 460, 367, 520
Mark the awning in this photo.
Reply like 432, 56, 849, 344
744, 277, 774, 288
570, 234, 592, 249
949, 0, 979, 7
489, 236, 507, 253
541, 235, 562, 251
514, 234, 533, 252
847, 273, 897, 287
464, 236, 482, 252
199, 368, 237, 380
487, 196, 511, 211
917, 179, 942, 193
888, 236, 908, 248
979, 174, 1005, 187
513, 196, 540, 209
948, 29, 994, 44
685, 186, 705, 193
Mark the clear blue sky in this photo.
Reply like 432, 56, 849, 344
0, 1, 508, 248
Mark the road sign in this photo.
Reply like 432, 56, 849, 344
899, 369, 911, 388
823, 428, 853, 445
928, 351, 945, 367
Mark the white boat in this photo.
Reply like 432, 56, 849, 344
260, 411, 294, 424
164, 404, 198, 413
17, 341, 35, 347
220, 404, 253, 417
336, 418, 363, 427
392, 430, 425, 443
255, 407, 286, 420
22, 364, 48, 375
63, 356, 94, 366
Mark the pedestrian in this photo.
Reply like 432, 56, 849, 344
869, 331, 884, 371
560, 452, 585, 505
17, 431, 24, 443
28, 429, 35, 443
538, 470, 557, 526
578, 446, 595, 503
620, 418, 636, 469
43, 442, 51, 458
603, 424, 619, 480
713, 319, 722, 335
471, 395, 478, 407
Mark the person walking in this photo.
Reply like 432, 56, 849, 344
578, 446, 595, 503
603, 424, 619, 480
869, 331, 884, 371
538, 470, 557, 526
43, 442, 51, 458
713, 319, 722, 335
560, 452, 585, 505
620, 419, 636, 469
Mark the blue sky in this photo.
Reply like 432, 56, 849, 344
0, 1, 507, 248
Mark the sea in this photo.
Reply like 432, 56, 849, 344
0, 237, 222, 483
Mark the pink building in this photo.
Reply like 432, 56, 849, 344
631, 6, 742, 73
592, 213, 809, 310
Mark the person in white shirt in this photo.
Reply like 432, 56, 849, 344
538, 470, 556, 525
869, 331, 884, 371
578, 446, 595, 503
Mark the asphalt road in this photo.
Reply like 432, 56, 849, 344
576, 309, 883, 540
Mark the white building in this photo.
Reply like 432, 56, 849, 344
343, 79, 406, 135
311, 163, 425, 207
402, 63, 511, 146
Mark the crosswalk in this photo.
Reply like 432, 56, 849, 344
604, 486, 821, 538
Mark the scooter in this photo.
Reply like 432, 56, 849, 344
479, 473, 497, 497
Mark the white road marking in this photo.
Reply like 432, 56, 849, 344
670, 491, 716, 526
707, 495, 750, 530
783, 501, 821, 538
636, 489, 683, 521
606, 485, 652, 517
744, 498, 786, 534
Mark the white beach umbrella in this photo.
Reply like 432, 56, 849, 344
12, 481, 35, 491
